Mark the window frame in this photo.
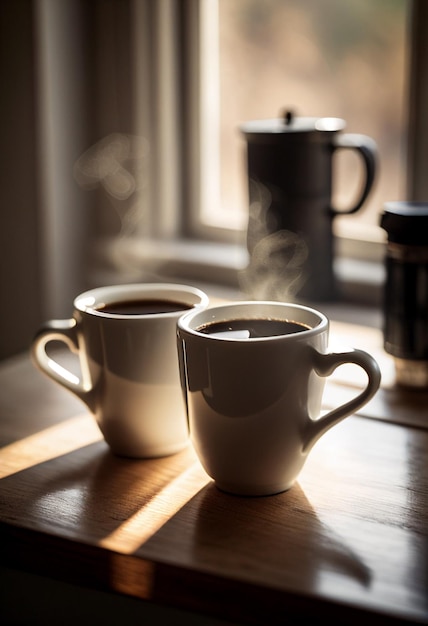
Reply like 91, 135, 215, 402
179, 0, 428, 305
407, 0, 428, 201
34, 0, 426, 307
180, 0, 415, 258
104, 0, 422, 300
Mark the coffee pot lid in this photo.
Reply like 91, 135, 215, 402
240, 109, 346, 136
381, 201, 428, 245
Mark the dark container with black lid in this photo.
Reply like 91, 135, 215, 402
380, 201, 428, 388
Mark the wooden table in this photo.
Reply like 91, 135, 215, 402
0, 320, 427, 625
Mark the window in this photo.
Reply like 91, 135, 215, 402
2, 0, 424, 357
23, 1, 426, 315
191, 0, 408, 252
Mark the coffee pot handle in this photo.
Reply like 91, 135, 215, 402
331, 133, 378, 215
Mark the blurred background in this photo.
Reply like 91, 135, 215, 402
1, 0, 426, 360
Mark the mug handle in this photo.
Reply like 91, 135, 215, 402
302, 348, 381, 452
330, 133, 378, 215
31, 319, 94, 409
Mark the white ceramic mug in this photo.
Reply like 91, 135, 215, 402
31, 283, 209, 458
177, 301, 381, 496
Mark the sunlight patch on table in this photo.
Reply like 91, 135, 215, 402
99, 462, 210, 554
0, 414, 102, 478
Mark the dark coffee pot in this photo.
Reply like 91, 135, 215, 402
240, 111, 377, 301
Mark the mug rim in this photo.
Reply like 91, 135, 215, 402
177, 301, 328, 342
73, 283, 209, 319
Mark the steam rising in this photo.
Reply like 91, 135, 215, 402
74, 133, 149, 237
74, 136, 308, 294
239, 180, 308, 301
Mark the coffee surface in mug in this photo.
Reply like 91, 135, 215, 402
96, 299, 191, 315
196, 318, 309, 339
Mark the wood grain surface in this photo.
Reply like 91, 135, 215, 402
0, 322, 427, 625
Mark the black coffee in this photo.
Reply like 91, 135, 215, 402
196, 318, 309, 339
97, 299, 191, 315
